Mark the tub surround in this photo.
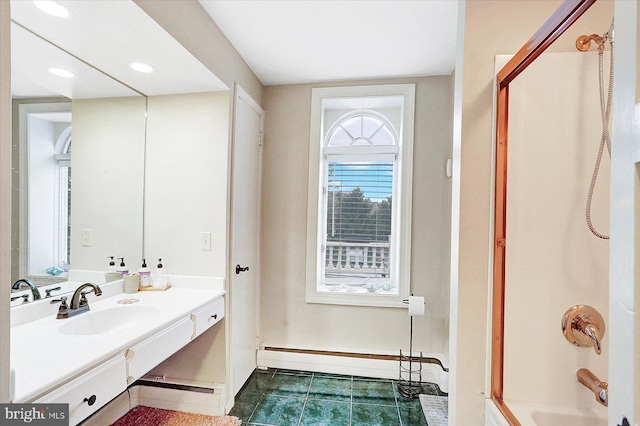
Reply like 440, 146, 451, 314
485, 399, 607, 426
10, 279, 225, 406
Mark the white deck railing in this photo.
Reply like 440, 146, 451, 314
325, 241, 390, 277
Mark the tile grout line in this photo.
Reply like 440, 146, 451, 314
246, 370, 276, 425
349, 375, 353, 426
393, 380, 403, 426
296, 372, 314, 426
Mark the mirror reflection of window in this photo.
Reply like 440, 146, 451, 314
21, 104, 72, 282
54, 131, 71, 271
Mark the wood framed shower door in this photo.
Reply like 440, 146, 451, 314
491, 0, 597, 424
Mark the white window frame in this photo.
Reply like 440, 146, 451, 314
306, 84, 415, 307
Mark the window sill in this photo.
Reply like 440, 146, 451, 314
306, 289, 407, 308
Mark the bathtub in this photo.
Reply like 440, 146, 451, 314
485, 399, 608, 426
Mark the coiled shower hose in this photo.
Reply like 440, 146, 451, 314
585, 22, 614, 240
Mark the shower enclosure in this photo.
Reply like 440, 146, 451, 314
484, 0, 632, 425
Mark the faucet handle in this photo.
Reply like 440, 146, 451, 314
45, 286, 62, 298
79, 291, 90, 308
50, 296, 69, 319
11, 294, 29, 304
562, 305, 605, 355
50, 296, 68, 307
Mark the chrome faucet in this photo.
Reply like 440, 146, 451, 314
577, 368, 608, 407
70, 282, 103, 310
11, 279, 41, 301
51, 283, 103, 319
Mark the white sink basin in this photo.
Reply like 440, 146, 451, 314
58, 305, 160, 335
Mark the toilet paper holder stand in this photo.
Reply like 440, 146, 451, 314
398, 296, 424, 398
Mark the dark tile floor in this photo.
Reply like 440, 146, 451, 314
229, 369, 446, 426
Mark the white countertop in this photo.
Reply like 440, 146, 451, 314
10, 287, 225, 403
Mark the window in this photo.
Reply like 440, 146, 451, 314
306, 85, 415, 307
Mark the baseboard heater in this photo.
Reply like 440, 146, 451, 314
258, 347, 449, 393
132, 378, 217, 394
262, 347, 448, 371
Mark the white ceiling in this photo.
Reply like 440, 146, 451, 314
11, 0, 227, 99
198, 0, 459, 86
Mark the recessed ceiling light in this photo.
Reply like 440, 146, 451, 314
48, 67, 74, 78
129, 62, 154, 73
33, 1, 73, 18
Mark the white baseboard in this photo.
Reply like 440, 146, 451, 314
81, 383, 227, 424
135, 383, 226, 416
257, 349, 449, 393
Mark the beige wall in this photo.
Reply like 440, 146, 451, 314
134, 0, 263, 106
457, 0, 614, 423
260, 76, 452, 358
144, 92, 230, 277
148, 319, 227, 385
71, 97, 147, 273
0, 0, 11, 403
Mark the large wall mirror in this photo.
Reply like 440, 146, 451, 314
10, 21, 147, 302
9, 0, 227, 307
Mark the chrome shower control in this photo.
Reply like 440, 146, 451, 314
562, 305, 605, 355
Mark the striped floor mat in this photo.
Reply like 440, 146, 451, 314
111, 406, 241, 426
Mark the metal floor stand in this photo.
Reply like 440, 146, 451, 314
398, 315, 422, 398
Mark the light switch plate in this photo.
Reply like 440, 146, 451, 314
201, 232, 211, 251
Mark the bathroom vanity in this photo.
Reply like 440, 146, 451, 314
10, 284, 224, 425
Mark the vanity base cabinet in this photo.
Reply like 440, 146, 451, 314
35, 355, 127, 426
126, 317, 193, 384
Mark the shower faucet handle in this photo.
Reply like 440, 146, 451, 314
561, 305, 605, 355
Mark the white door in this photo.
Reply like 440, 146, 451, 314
230, 85, 264, 397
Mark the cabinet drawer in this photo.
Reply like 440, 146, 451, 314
126, 318, 193, 384
35, 355, 126, 425
191, 297, 224, 338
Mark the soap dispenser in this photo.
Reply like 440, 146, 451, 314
105, 256, 121, 282
139, 258, 151, 288
152, 258, 168, 289
117, 257, 129, 276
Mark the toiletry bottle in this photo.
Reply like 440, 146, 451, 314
117, 257, 129, 276
152, 258, 167, 289
139, 258, 151, 288
105, 256, 121, 282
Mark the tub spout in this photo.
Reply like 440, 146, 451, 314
577, 368, 608, 407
